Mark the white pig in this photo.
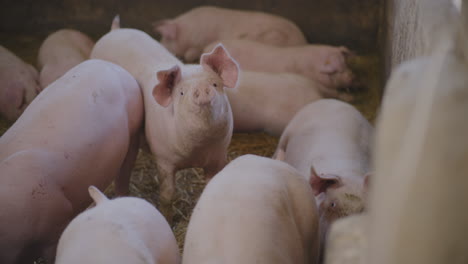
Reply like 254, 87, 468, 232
229, 71, 352, 136
91, 18, 238, 221
274, 99, 372, 248
0, 59, 143, 264
0, 45, 40, 121
37, 29, 95, 89
183, 154, 320, 264
55, 186, 180, 264
204, 39, 355, 90
153, 6, 307, 62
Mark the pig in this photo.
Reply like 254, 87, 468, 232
91, 18, 238, 221
274, 99, 372, 249
0, 45, 40, 121
0, 59, 143, 264
37, 29, 95, 89
204, 39, 356, 90
183, 154, 320, 264
153, 6, 307, 62
367, 1, 468, 263
55, 186, 180, 264
229, 71, 352, 136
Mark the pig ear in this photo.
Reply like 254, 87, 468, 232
152, 20, 177, 40
153, 65, 181, 107
200, 44, 240, 89
309, 166, 343, 196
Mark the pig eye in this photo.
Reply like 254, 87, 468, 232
213, 83, 217, 87
180, 91, 184, 95
331, 202, 337, 208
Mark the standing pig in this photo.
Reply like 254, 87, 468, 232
274, 99, 372, 248
229, 71, 352, 136
0, 45, 40, 121
204, 39, 355, 90
37, 29, 95, 89
153, 6, 307, 62
0, 59, 143, 264
91, 19, 238, 220
183, 154, 320, 264
56, 186, 180, 264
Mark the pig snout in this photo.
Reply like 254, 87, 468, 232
193, 85, 216, 105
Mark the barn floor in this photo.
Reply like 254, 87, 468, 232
0, 32, 382, 260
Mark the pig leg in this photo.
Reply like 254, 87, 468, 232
114, 133, 140, 196
155, 163, 176, 222
204, 155, 228, 180
39, 192, 74, 263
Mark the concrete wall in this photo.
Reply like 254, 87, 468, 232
0, 0, 383, 54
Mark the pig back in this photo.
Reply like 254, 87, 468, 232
91, 28, 182, 91
183, 155, 319, 264
280, 99, 372, 180
0, 59, 143, 210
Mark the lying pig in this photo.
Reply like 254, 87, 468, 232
38, 29, 95, 89
55, 186, 180, 264
204, 39, 355, 90
0, 45, 40, 121
153, 6, 307, 62
183, 154, 320, 264
0, 59, 143, 264
274, 99, 372, 248
230, 71, 352, 136
91, 18, 238, 221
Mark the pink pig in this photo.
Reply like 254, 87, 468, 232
0, 59, 143, 264
229, 71, 352, 136
204, 39, 356, 90
37, 29, 95, 90
183, 155, 320, 264
91, 18, 238, 221
0, 45, 40, 121
153, 6, 307, 62
274, 99, 372, 249
55, 186, 180, 264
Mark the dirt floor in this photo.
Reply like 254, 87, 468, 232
0, 32, 382, 261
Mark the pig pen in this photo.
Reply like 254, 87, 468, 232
0, 0, 385, 260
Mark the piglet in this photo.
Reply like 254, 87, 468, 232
91, 18, 238, 221
0, 45, 39, 121
183, 154, 320, 264
204, 39, 355, 90
153, 6, 307, 62
229, 71, 352, 136
37, 29, 95, 89
55, 186, 180, 264
0, 59, 143, 264
274, 99, 372, 250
